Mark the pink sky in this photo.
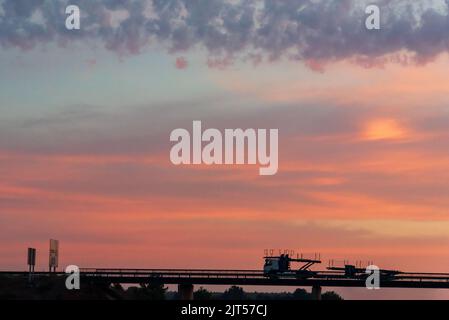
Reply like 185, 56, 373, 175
1, 0, 449, 299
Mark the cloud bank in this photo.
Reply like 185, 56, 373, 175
1, 0, 449, 65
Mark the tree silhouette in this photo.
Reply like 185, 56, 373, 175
124, 283, 167, 300
194, 287, 213, 300
322, 291, 343, 300
292, 288, 311, 300
222, 286, 246, 300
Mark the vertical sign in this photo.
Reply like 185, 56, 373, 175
27, 248, 36, 271
49, 239, 59, 272
27, 247, 36, 283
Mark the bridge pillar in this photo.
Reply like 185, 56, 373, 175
311, 285, 322, 300
178, 284, 194, 300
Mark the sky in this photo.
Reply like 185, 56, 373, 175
1, 0, 449, 299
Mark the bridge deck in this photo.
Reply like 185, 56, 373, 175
2, 269, 449, 289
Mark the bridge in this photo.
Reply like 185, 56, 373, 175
2, 268, 449, 299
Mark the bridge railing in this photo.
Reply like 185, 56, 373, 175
78, 268, 265, 279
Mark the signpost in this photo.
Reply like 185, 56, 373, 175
27, 247, 36, 282
49, 239, 59, 272
27, 248, 36, 271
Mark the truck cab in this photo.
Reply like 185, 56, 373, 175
263, 254, 291, 276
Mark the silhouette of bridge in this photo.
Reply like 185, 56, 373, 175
2, 268, 449, 299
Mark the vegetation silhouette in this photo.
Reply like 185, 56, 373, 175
193, 286, 213, 300
0, 275, 343, 300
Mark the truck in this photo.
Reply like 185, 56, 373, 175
263, 254, 321, 279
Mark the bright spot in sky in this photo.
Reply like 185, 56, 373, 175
363, 119, 408, 141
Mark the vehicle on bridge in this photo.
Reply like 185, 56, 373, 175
263, 254, 321, 279
327, 263, 402, 281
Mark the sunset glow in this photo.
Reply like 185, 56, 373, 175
1, 0, 449, 300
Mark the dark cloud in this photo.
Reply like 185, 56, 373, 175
1, 0, 449, 65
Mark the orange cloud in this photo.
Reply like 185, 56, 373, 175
362, 119, 408, 141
